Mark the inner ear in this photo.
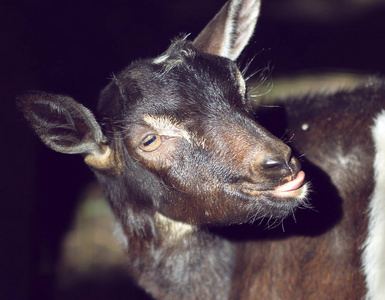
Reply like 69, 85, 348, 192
193, 0, 261, 60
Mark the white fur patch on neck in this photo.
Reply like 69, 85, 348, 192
154, 212, 195, 243
142, 114, 192, 143
363, 110, 385, 300
113, 221, 128, 250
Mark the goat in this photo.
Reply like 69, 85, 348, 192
18, 0, 385, 299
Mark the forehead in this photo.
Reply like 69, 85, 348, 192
151, 38, 236, 73
98, 39, 243, 122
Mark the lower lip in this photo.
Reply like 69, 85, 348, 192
275, 171, 305, 192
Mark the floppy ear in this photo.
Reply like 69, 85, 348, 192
193, 0, 260, 60
18, 91, 117, 171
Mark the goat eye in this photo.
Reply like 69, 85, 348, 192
139, 135, 163, 151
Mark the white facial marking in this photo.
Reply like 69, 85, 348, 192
155, 56, 185, 72
143, 114, 192, 143
155, 212, 195, 242
363, 110, 385, 300
153, 54, 170, 64
153, 46, 195, 74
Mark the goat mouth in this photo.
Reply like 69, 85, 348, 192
240, 171, 307, 197
275, 171, 305, 193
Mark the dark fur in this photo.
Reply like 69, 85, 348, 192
18, 0, 385, 298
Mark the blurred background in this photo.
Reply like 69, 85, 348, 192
2, 0, 385, 299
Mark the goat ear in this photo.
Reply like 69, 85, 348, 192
193, 0, 260, 60
18, 91, 117, 171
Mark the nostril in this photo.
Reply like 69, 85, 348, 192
261, 158, 285, 170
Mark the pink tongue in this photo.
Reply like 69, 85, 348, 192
275, 171, 305, 192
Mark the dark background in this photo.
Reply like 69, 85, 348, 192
2, 0, 385, 299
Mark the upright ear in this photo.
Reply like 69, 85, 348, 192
193, 0, 261, 60
18, 91, 117, 171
